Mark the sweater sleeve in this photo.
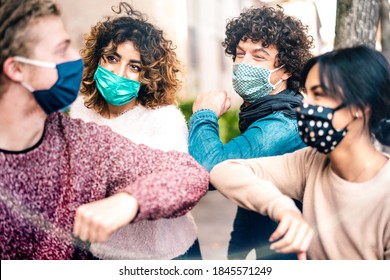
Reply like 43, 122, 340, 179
386, 238, 390, 260
64, 114, 209, 223
385, 216, 390, 260
102, 128, 209, 222
210, 147, 316, 221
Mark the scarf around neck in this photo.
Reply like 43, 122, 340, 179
238, 89, 302, 133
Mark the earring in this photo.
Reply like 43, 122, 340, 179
355, 112, 360, 118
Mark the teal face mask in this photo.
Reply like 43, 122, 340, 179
93, 64, 141, 106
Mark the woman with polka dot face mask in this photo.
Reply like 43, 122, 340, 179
210, 45, 390, 260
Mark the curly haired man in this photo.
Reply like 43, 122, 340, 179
188, 5, 314, 260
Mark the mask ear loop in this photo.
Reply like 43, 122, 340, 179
20, 82, 35, 92
14, 56, 56, 68
335, 107, 360, 132
271, 78, 284, 91
14, 56, 57, 92
270, 64, 285, 74
269, 64, 285, 90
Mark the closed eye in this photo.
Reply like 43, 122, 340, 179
313, 91, 324, 97
254, 55, 265, 60
309, 85, 327, 98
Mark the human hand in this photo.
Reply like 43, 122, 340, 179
269, 209, 313, 260
73, 193, 139, 243
192, 90, 231, 118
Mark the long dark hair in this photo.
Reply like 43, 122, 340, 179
300, 45, 390, 146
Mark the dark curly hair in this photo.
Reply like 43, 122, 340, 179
81, 2, 181, 113
222, 5, 314, 92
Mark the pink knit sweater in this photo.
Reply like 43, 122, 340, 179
0, 112, 208, 259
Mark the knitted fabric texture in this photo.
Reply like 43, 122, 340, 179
0, 112, 208, 259
70, 97, 197, 259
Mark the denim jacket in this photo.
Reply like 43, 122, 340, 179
188, 109, 306, 172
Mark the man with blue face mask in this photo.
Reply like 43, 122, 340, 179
0, 0, 208, 260
188, 6, 313, 260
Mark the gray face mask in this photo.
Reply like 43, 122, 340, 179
232, 63, 284, 103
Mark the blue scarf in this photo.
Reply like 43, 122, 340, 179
238, 89, 302, 133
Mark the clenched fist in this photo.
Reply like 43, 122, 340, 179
192, 90, 231, 119
270, 209, 313, 260
73, 193, 139, 243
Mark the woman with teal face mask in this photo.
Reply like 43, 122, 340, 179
70, 2, 200, 260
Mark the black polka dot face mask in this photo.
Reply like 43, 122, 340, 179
296, 103, 348, 154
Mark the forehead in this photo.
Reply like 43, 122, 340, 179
305, 63, 320, 88
104, 41, 138, 52
28, 16, 69, 57
102, 41, 141, 59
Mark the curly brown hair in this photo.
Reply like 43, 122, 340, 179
222, 5, 314, 92
81, 2, 181, 113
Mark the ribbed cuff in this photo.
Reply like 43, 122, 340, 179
189, 109, 218, 124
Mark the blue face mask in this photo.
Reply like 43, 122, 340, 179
14, 56, 84, 114
232, 63, 284, 103
93, 65, 141, 106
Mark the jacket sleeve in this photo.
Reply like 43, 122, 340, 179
188, 110, 304, 172
210, 148, 316, 221
101, 127, 209, 222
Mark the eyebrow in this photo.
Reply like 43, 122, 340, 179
253, 47, 271, 57
236, 45, 271, 57
55, 39, 71, 50
309, 84, 331, 93
129, 59, 142, 64
310, 85, 322, 91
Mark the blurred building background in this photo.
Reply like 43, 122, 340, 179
58, 0, 336, 107
57, 0, 338, 259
